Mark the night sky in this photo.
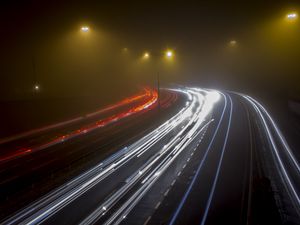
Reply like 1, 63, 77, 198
0, 0, 299, 100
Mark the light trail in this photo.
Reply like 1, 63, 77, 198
3, 88, 197, 225
246, 96, 300, 174
3, 88, 223, 225
5, 88, 298, 225
169, 91, 229, 225
82, 89, 220, 225
0, 88, 149, 146
200, 93, 233, 225
242, 95, 300, 215
0, 88, 157, 163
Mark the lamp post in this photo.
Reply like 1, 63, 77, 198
31, 55, 39, 93
141, 49, 175, 111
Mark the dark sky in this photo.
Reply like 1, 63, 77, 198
1, 1, 295, 43
2, 1, 297, 37
0, 0, 299, 100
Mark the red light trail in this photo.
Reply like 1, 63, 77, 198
0, 88, 158, 163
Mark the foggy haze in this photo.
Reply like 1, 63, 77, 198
0, 0, 299, 101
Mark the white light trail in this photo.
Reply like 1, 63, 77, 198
82, 89, 219, 225
4, 88, 207, 225
242, 95, 300, 213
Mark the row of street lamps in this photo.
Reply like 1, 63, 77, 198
227, 12, 298, 48
141, 50, 174, 60
33, 11, 298, 93
139, 49, 175, 109
78, 10, 297, 62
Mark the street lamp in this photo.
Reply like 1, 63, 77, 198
140, 48, 176, 110
34, 84, 40, 91
286, 12, 298, 20
143, 52, 150, 59
165, 50, 174, 59
81, 26, 89, 32
157, 49, 175, 108
229, 40, 237, 47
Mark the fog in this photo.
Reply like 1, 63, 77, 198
0, 0, 299, 102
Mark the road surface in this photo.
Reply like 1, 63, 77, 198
1, 87, 299, 225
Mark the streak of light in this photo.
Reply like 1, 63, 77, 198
169, 92, 229, 225
4, 88, 192, 224
0, 89, 149, 145
200, 94, 233, 225
0, 88, 157, 163
242, 95, 300, 210
6, 88, 221, 225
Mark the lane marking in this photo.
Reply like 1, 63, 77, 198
143, 216, 151, 225
171, 180, 176, 186
169, 91, 228, 225
155, 201, 161, 209
200, 93, 233, 225
164, 189, 170, 196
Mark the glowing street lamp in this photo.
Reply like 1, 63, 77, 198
139, 48, 176, 110
166, 50, 173, 58
81, 26, 89, 32
229, 40, 237, 47
143, 52, 150, 59
34, 84, 40, 91
286, 12, 298, 20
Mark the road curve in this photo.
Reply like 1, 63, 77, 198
1, 87, 299, 225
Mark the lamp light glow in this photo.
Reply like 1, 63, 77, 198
81, 26, 89, 32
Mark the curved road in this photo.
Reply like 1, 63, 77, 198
1, 87, 300, 225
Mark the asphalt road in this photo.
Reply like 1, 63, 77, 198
0, 89, 179, 219
1, 87, 300, 225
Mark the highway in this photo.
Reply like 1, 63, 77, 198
1, 87, 300, 225
0, 87, 174, 218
